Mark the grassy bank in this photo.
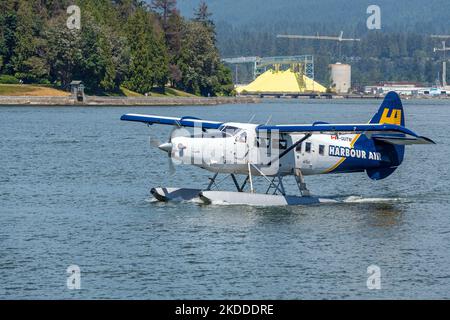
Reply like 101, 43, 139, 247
119, 86, 197, 98
0, 84, 70, 97
0, 84, 199, 98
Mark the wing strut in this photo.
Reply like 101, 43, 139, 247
267, 133, 312, 166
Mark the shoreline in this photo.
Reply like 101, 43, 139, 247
1, 94, 449, 107
0, 95, 261, 106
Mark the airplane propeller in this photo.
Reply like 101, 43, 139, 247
151, 126, 186, 176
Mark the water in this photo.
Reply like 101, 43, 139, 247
0, 99, 449, 299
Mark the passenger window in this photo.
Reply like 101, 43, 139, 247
319, 145, 325, 156
279, 140, 287, 150
257, 137, 270, 149
295, 143, 302, 152
305, 142, 312, 153
272, 138, 280, 149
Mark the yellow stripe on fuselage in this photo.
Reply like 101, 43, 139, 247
323, 133, 360, 174
323, 157, 346, 173
322, 109, 400, 174
350, 134, 360, 147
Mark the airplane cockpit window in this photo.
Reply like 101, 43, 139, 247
219, 125, 241, 137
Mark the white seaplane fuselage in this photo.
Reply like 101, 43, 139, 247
169, 122, 371, 177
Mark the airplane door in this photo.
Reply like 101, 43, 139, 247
203, 138, 225, 166
234, 131, 248, 163
295, 139, 316, 173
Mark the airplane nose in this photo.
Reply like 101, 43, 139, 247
158, 142, 173, 153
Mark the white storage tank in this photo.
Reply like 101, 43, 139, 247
330, 63, 351, 94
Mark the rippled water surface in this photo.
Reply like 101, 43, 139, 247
1, 99, 449, 299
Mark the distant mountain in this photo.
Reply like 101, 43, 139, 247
177, 0, 450, 34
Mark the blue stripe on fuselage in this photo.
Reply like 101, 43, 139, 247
328, 134, 395, 173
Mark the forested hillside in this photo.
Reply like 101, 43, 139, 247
0, 0, 233, 96
2, 0, 448, 91
179, 0, 450, 34
179, 0, 450, 86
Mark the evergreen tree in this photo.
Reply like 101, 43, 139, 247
193, 1, 215, 43
151, 0, 177, 32
152, 0, 183, 88
194, 1, 214, 30
123, 8, 168, 94
178, 21, 231, 96
0, 2, 18, 75
45, 17, 83, 88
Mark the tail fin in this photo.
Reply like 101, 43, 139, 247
370, 91, 405, 127
367, 91, 405, 180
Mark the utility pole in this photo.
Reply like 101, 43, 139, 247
433, 37, 450, 88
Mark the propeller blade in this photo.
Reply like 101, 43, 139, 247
150, 137, 161, 148
168, 153, 176, 175
170, 126, 192, 142
169, 126, 179, 143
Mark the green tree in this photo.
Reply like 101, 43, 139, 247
151, 0, 177, 32
75, 15, 106, 93
123, 8, 168, 94
10, 1, 49, 82
46, 17, 83, 87
0, 2, 18, 74
194, 1, 215, 35
177, 21, 232, 96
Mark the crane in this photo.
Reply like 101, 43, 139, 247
431, 35, 450, 40
277, 31, 361, 42
276, 31, 360, 59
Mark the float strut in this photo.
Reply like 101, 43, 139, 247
295, 168, 310, 197
248, 162, 255, 193
231, 174, 244, 192
206, 173, 219, 191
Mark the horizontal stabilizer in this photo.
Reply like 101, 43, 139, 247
258, 123, 424, 138
372, 135, 436, 145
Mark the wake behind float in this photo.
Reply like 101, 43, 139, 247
122, 92, 435, 206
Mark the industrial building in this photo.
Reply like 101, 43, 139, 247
364, 82, 448, 96
329, 63, 351, 94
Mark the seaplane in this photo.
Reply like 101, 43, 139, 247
120, 92, 435, 206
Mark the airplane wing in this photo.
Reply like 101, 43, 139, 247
120, 114, 224, 130
121, 115, 435, 145
257, 123, 435, 144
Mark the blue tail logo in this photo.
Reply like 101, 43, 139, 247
367, 91, 405, 180
370, 91, 405, 127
